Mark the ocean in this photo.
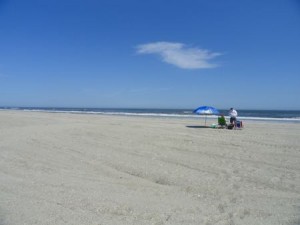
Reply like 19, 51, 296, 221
1, 107, 300, 123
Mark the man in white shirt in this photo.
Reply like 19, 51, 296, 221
229, 108, 238, 124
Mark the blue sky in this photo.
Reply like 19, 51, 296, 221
0, 0, 299, 110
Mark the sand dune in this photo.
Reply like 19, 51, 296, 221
0, 111, 300, 225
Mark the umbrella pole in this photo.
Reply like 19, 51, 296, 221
205, 115, 207, 126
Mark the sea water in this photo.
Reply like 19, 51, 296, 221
1, 107, 300, 123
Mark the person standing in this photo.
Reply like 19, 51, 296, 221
229, 108, 238, 125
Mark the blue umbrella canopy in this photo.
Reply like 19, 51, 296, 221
193, 106, 220, 115
193, 106, 220, 126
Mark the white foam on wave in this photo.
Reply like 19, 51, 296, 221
2, 108, 300, 122
237, 116, 300, 122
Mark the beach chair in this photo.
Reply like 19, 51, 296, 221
234, 120, 243, 129
218, 116, 227, 128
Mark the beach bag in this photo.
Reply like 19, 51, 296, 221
227, 124, 234, 129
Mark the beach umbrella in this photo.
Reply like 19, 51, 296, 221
193, 106, 220, 126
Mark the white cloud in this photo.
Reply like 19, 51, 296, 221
136, 42, 222, 69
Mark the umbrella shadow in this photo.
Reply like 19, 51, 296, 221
186, 125, 210, 129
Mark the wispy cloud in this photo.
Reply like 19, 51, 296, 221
136, 42, 222, 69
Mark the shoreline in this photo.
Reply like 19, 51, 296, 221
0, 110, 299, 225
1, 109, 299, 124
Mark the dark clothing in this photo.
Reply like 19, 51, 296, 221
230, 116, 237, 124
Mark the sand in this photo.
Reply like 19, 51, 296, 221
0, 110, 299, 225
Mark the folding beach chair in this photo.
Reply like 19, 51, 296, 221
218, 116, 227, 129
235, 120, 243, 129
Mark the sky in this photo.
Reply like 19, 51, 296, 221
0, 0, 299, 110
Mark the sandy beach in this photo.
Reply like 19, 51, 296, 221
0, 110, 299, 225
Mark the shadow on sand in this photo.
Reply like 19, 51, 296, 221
186, 125, 210, 129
